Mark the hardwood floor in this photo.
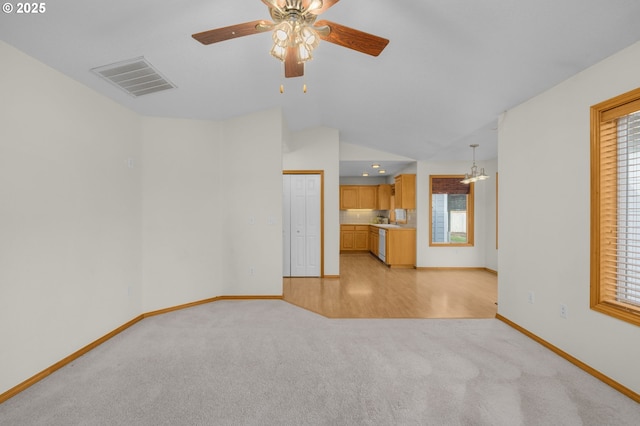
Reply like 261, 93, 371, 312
283, 253, 498, 319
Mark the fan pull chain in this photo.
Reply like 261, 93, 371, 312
279, 83, 307, 94
302, 64, 308, 93
279, 61, 285, 94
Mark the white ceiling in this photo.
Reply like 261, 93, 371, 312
2, 0, 640, 166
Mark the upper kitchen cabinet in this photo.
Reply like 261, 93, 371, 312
340, 186, 358, 209
358, 186, 377, 208
377, 184, 391, 210
340, 185, 377, 210
394, 174, 416, 209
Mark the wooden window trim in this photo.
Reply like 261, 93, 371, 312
429, 175, 475, 247
591, 87, 640, 327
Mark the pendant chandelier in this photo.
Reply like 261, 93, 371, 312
461, 144, 489, 184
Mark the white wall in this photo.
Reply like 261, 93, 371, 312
0, 41, 142, 394
220, 108, 284, 295
498, 40, 640, 393
484, 158, 498, 271
283, 127, 340, 276
0, 41, 285, 395
142, 109, 284, 300
141, 117, 224, 312
141, 111, 283, 308
416, 160, 497, 268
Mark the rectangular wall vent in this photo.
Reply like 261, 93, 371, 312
91, 57, 176, 97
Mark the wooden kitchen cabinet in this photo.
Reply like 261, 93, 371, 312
359, 186, 377, 209
394, 174, 416, 209
369, 226, 379, 256
340, 186, 359, 209
355, 227, 369, 250
340, 186, 377, 210
341, 225, 369, 252
386, 228, 416, 267
341, 225, 355, 250
377, 184, 391, 210
365, 225, 416, 267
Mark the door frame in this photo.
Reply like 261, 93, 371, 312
283, 170, 325, 277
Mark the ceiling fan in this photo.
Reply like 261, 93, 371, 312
192, 0, 389, 78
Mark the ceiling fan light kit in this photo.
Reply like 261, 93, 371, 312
192, 0, 389, 79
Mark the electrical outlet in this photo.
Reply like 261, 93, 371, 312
560, 303, 568, 319
527, 291, 535, 304
249, 266, 255, 276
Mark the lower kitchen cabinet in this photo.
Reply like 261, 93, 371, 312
386, 228, 416, 267
355, 228, 369, 250
342, 225, 416, 267
369, 226, 379, 256
341, 225, 370, 252
368, 225, 416, 268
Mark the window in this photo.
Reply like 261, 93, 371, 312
591, 87, 640, 326
430, 175, 474, 246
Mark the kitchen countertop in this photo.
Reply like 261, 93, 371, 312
342, 223, 416, 230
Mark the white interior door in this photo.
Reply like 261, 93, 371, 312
283, 174, 321, 277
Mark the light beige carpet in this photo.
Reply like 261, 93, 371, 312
0, 300, 638, 425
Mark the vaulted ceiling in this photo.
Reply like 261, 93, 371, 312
3, 0, 640, 165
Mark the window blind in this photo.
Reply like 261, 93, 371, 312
431, 177, 470, 195
612, 110, 640, 306
595, 97, 640, 316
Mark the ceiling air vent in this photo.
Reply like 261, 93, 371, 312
91, 57, 176, 97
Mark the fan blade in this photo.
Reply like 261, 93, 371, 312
302, 0, 323, 12
192, 20, 270, 45
261, 0, 285, 11
308, 0, 340, 15
315, 20, 389, 56
285, 47, 304, 78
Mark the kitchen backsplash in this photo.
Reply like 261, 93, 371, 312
340, 209, 417, 226
340, 210, 387, 224
405, 209, 417, 227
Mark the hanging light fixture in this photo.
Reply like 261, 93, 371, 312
191, 0, 390, 83
461, 144, 489, 184
270, 22, 290, 61
268, 1, 325, 66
